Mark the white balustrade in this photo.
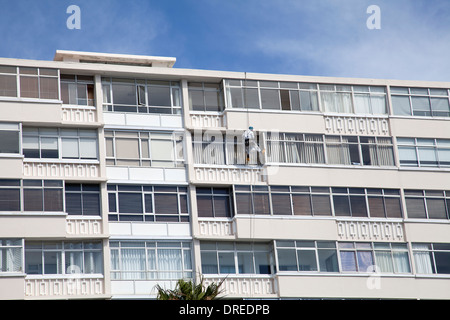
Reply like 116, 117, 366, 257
324, 115, 390, 136
62, 107, 97, 123
23, 162, 100, 179
198, 219, 234, 237
204, 276, 277, 298
190, 113, 225, 128
337, 220, 404, 241
66, 218, 103, 236
193, 166, 265, 184
25, 277, 105, 298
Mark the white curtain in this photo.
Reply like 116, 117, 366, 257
413, 244, 433, 274
158, 249, 182, 279
121, 248, 146, 280
393, 251, 411, 273
305, 135, 325, 164
267, 133, 284, 163
377, 138, 394, 166
375, 251, 394, 273
285, 134, 303, 163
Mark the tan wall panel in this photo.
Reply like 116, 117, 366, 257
277, 275, 450, 299
0, 216, 67, 238
0, 102, 61, 124
235, 217, 337, 240
391, 118, 450, 139
0, 277, 25, 300
404, 222, 450, 243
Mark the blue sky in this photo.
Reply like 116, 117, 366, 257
0, 0, 449, 81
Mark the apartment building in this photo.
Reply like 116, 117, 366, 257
0, 50, 448, 300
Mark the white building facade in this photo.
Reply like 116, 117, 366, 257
0, 50, 448, 299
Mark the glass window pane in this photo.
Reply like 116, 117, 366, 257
0, 131, 19, 154
118, 193, 143, 213
260, 89, 280, 110
406, 198, 426, 218
148, 86, 171, 107
333, 195, 351, 216
62, 138, 79, 159
237, 252, 255, 274
277, 249, 297, 271
116, 138, 139, 159
318, 249, 339, 272
41, 137, 58, 158
218, 252, 235, 274
426, 198, 447, 219
0, 74, 17, 97
292, 194, 311, 216
254, 252, 271, 274
297, 250, 317, 271
311, 195, 332, 216
340, 251, 357, 272
44, 189, 63, 212
350, 195, 368, 217
24, 189, 43, 211
418, 147, 437, 166
399, 147, 418, 166
411, 97, 431, 116
391, 96, 411, 116
368, 196, 385, 218
271, 193, 291, 215
357, 251, 374, 272
80, 139, 98, 159
112, 83, 136, 105
39, 77, 58, 100
20, 76, 39, 98
434, 252, 450, 274
201, 252, 218, 274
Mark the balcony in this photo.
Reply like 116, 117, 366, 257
198, 218, 235, 239
61, 106, 97, 124
66, 217, 103, 237
204, 275, 278, 299
336, 219, 405, 242
24, 276, 108, 299
324, 114, 390, 136
189, 112, 226, 129
192, 165, 266, 185
23, 160, 101, 180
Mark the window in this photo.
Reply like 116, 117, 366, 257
391, 87, 450, 117
275, 241, 339, 273
0, 180, 20, 211
200, 242, 273, 275
0, 66, 17, 97
65, 184, 101, 216
413, 243, 450, 274
267, 132, 325, 164
23, 180, 63, 212
108, 185, 189, 222
192, 131, 262, 166
373, 243, 411, 273
60, 75, 95, 106
196, 187, 232, 218
320, 84, 387, 115
105, 130, 184, 168
22, 128, 98, 160
267, 133, 394, 167
405, 190, 450, 220
188, 82, 224, 112
0, 123, 19, 154
0, 66, 59, 100
102, 78, 181, 114
19, 67, 58, 100
0, 239, 23, 273
397, 137, 450, 168
25, 241, 102, 275
110, 241, 192, 280
226, 80, 319, 112
338, 242, 374, 272
325, 136, 394, 166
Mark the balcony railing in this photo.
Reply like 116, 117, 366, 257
192, 165, 265, 185
24, 276, 106, 299
61, 106, 97, 124
66, 217, 103, 236
337, 219, 404, 242
324, 115, 390, 136
204, 275, 278, 298
198, 218, 235, 238
23, 160, 101, 180
189, 112, 225, 128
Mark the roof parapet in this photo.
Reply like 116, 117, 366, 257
53, 50, 176, 68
